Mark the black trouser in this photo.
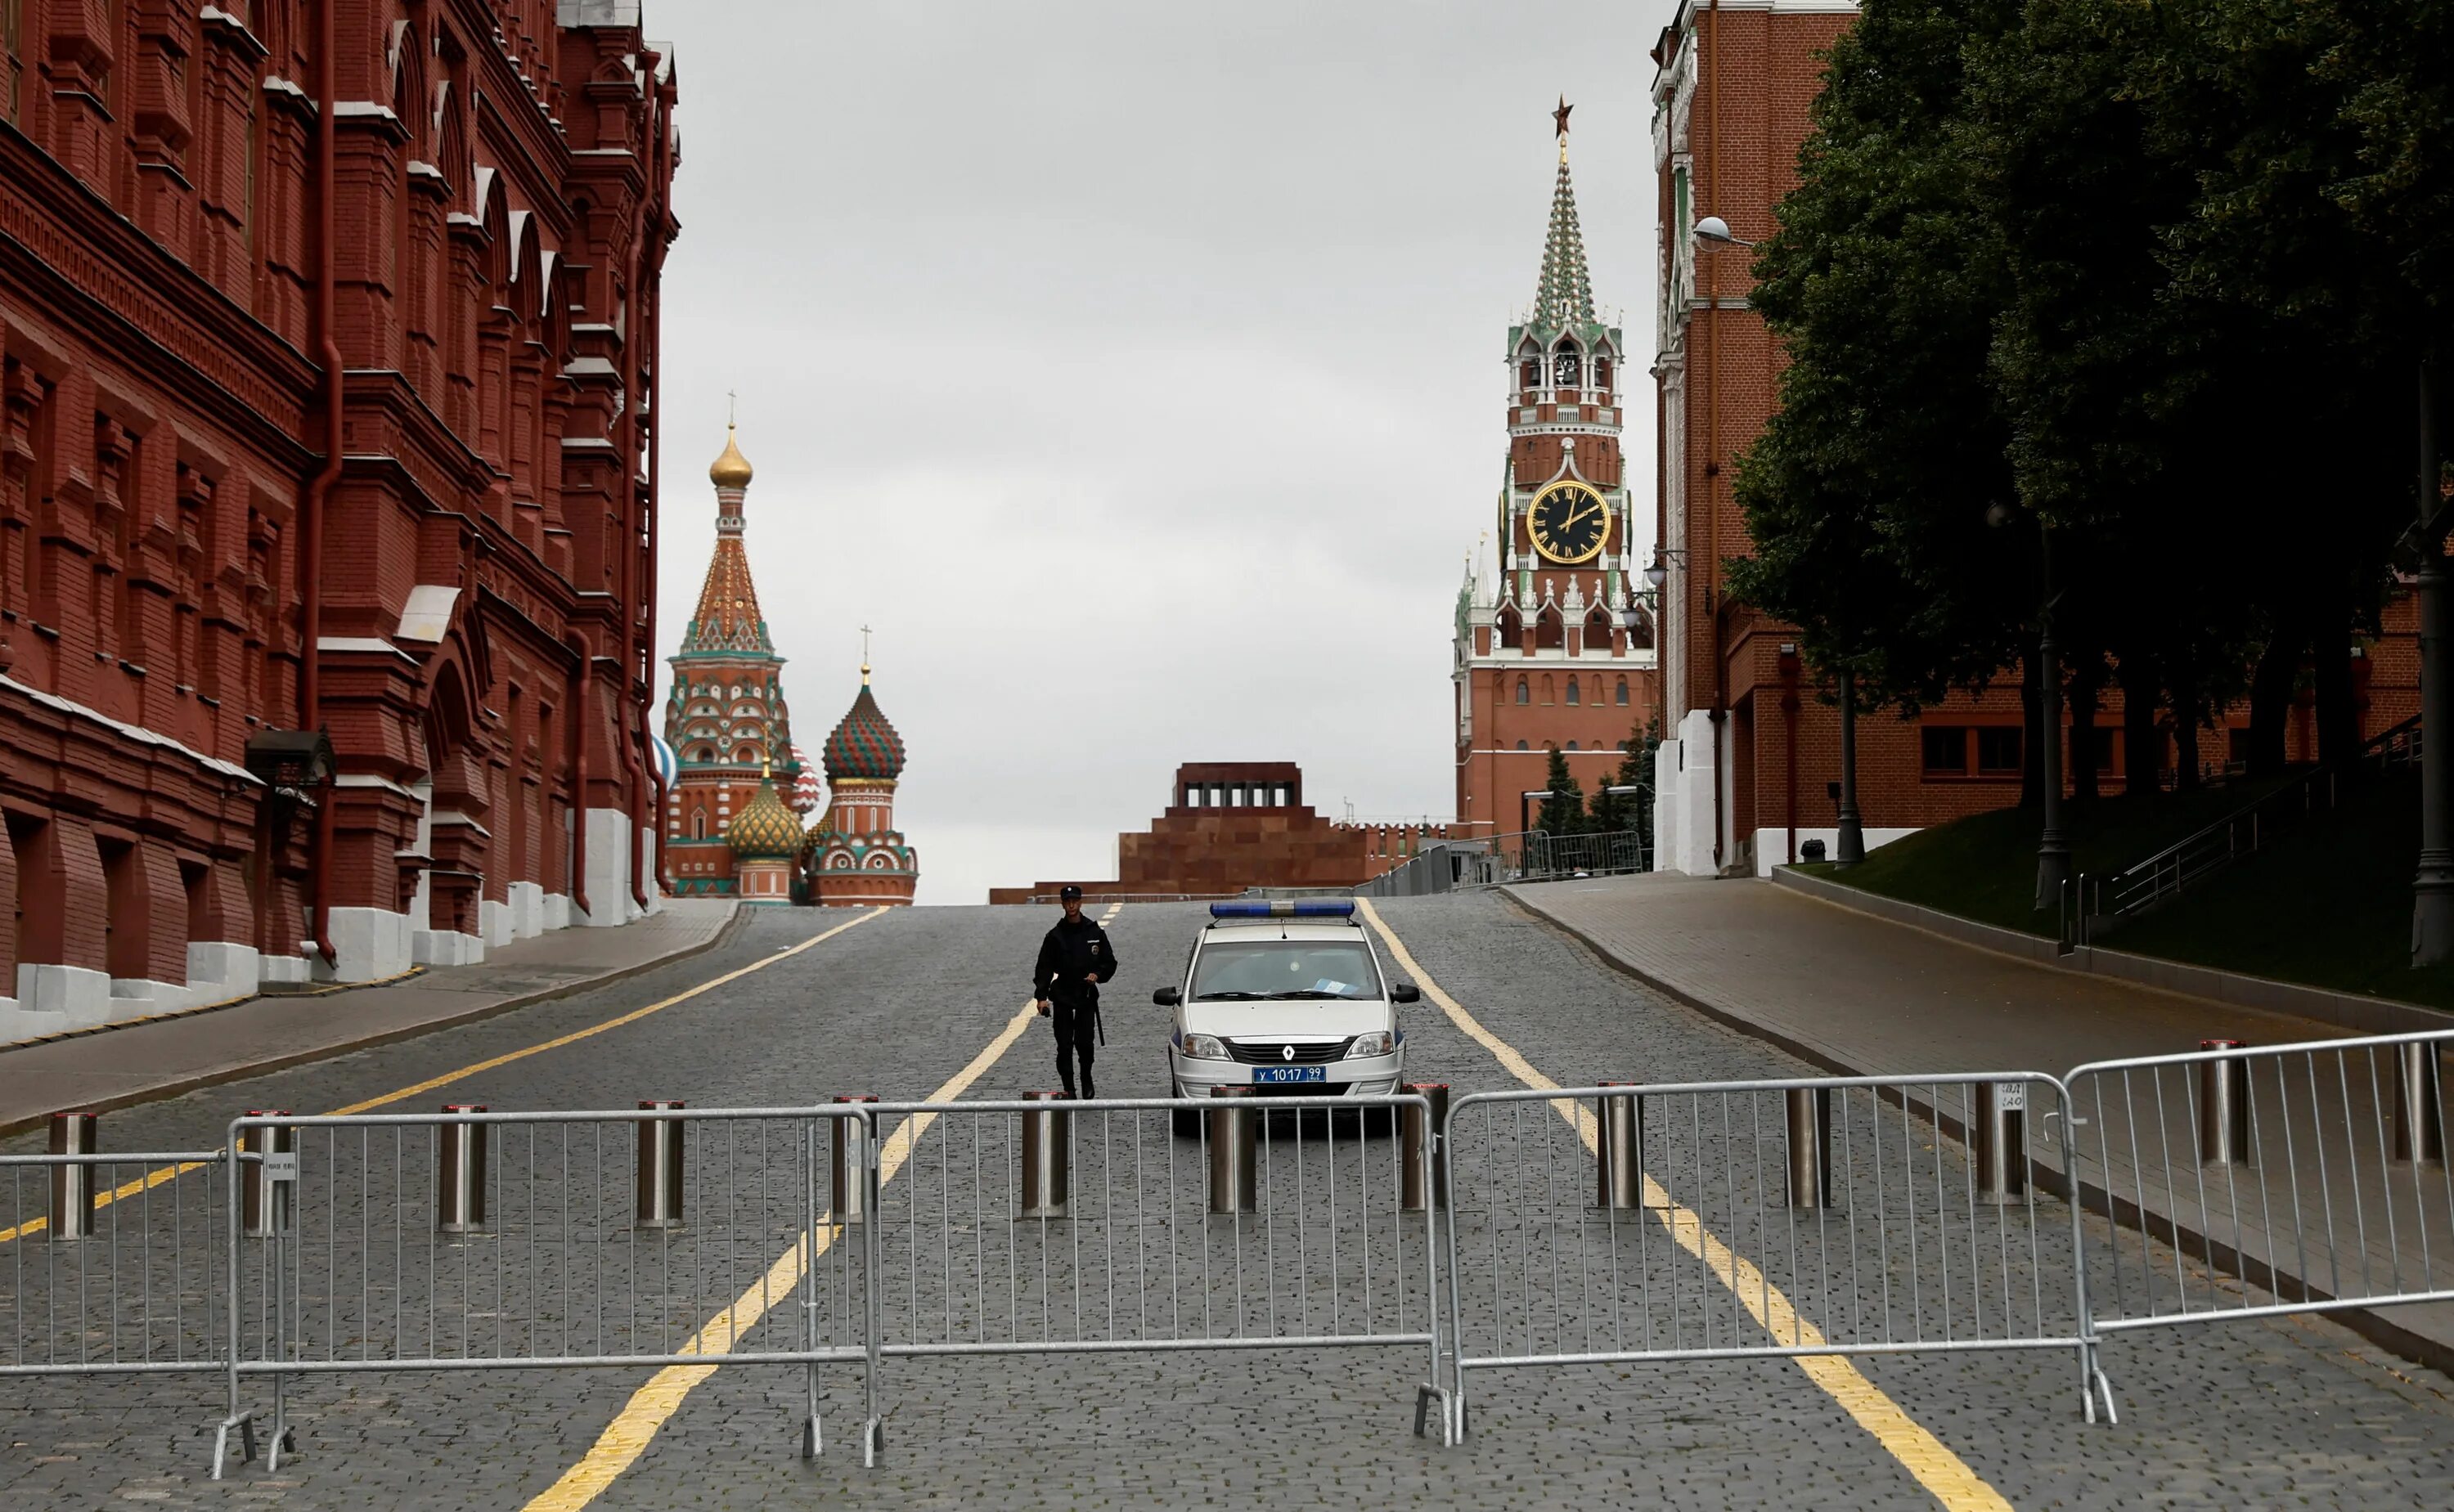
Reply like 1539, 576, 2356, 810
1052, 999, 1098, 1097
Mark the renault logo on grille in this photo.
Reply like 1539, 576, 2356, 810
1282, 1044, 1296, 1062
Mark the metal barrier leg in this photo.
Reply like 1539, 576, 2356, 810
862, 1108, 884, 1467
1208, 1086, 1257, 1215
2395, 1043, 2445, 1164
2197, 1042, 2250, 1165
1785, 1088, 1833, 1209
636, 1100, 685, 1228
1018, 1090, 1070, 1219
1975, 1082, 2026, 1205
435, 1104, 488, 1235
1402, 1084, 1449, 1214
834, 1094, 878, 1223
1596, 1084, 1643, 1210
47, 1110, 97, 1241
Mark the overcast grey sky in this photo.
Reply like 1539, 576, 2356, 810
647, 1, 1678, 904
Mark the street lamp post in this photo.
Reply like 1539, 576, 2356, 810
1836, 666, 1865, 866
2414, 357, 2454, 964
2032, 528, 2071, 909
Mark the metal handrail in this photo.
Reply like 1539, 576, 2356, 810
2101, 714, 2421, 923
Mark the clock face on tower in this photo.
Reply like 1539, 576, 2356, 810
1528, 481, 1610, 564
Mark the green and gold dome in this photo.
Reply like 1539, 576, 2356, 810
726, 767, 803, 860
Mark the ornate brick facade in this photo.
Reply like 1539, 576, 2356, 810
1454, 119, 1661, 838
0, 1, 678, 1037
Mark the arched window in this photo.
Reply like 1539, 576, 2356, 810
1566, 680, 1580, 706
1566, 741, 1579, 752
1515, 678, 1529, 706
690, 810, 706, 839
1553, 347, 1582, 388
1616, 678, 1629, 707
1519, 361, 1539, 392
1594, 358, 1613, 390
1540, 675, 1555, 705
1516, 740, 1529, 751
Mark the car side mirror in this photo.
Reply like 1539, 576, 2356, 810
1153, 987, 1181, 1007
1391, 984, 1422, 1005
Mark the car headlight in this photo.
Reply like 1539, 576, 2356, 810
1180, 1034, 1229, 1061
1347, 1030, 1395, 1058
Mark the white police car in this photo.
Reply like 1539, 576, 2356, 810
1153, 901, 1418, 1133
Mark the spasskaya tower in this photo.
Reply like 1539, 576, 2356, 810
1452, 101, 1659, 837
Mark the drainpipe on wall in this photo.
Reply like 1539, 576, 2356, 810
300, 0, 342, 970
564, 630, 591, 922
641, 191, 671, 900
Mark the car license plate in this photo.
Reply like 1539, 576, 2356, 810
1252, 1066, 1326, 1084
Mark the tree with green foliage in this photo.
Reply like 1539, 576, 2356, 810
1728, 0, 2025, 726
1537, 745, 1586, 837
1586, 716, 1660, 843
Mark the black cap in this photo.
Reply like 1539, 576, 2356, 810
1059, 885, 1083, 901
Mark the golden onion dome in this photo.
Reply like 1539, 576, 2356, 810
726, 769, 802, 859
708, 424, 753, 489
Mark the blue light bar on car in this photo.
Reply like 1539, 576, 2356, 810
1208, 901, 1357, 919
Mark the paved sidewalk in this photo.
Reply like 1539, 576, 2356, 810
1506, 872, 2353, 1079
0, 900, 738, 1133
1505, 872, 2454, 1373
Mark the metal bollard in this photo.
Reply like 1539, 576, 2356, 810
240, 1111, 294, 1238
2394, 1043, 2445, 1165
1972, 1081, 2026, 1205
832, 1094, 879, 1224
1207, 1086, 1258, 1215
635, 1100, 685, 1229
1785, 1087, 1833, 1209
1401, 1083, 1449, 1214
47, 1110, 98, 1241
1018, 1090, 1069, 1220
2197, 1040, 2251, 1166
1595, 1084, 1643, 1211
434, 1104, 488, 1235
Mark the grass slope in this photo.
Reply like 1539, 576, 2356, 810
1805, 771, 2454, 1011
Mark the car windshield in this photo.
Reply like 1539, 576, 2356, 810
1191, 939, 1382, 1000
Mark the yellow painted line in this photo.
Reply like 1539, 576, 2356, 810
1355, 898, 2012, 1512
522, 913, 1112, 1512
0, 907, 891, 1246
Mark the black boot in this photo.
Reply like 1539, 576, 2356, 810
1081, 1070, 1095, 1101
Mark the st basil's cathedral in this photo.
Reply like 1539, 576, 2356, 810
659, 426, 920, 904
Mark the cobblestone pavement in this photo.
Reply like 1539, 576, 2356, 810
1, 895, 2451, 1508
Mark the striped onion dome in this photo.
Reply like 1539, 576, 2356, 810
726, 772, 803, 859
821, 680, 906, 783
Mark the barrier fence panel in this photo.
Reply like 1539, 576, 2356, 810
217, 1106, 877, 1476
0, 1148, 231, 1379
865, 1093, 1449, 1442
2066, 1029, 2454, 1343
1440, 1075, 2108, 1440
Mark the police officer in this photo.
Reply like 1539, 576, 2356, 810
1032, 886, 1117, 1099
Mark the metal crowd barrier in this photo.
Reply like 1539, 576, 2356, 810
30, 1039, 2454, 1475
863, 1091, 1451, 1442
0, 1127, 232, 1380
1438, 1073, 2111, 1440
216, 1103, 879, 1474
2065, 1028, 2454, 1344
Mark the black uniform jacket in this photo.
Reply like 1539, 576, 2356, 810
1033, 915, 1118, 1007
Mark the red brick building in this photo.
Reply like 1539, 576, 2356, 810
1454, 116, 1661, 839
1646, 1, 2411, 877
990, 762, 1440, 904
0, 1, 678, 1038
